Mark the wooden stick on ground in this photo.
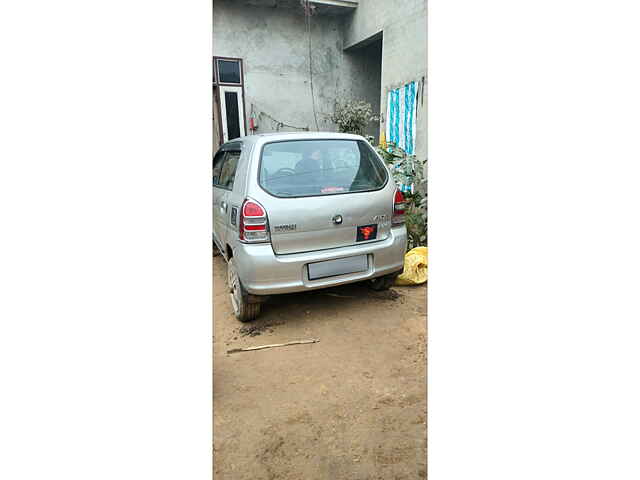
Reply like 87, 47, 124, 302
227, 339, 319, 355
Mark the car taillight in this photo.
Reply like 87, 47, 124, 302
393, 189, 406, 225
239, 199, 270, 243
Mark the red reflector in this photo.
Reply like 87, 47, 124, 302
244, 224, 266, 231
394, 190, 405, 204
243, 201, 265, 217
360, 226, 375, 240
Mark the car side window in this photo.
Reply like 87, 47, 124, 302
219, 150, 241, 190
213, 151, 226, 187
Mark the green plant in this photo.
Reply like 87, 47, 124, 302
374, 143, 427, 249
330, 100, 379, 135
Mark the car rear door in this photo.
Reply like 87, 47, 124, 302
212, 150, 226, 252
265, 190, 393, 255
217, 148, 242, 248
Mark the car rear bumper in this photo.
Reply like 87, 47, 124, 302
234, 226, 407, 295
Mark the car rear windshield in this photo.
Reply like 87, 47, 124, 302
259, 139, 388, 197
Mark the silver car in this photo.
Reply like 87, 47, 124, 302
213, 132, 407, 321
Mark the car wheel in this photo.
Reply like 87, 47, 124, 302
368, 273, 397, 291
227, 258, 260, 322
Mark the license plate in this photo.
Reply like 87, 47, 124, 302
308, 255, 368, 280
356, 224, 378, 242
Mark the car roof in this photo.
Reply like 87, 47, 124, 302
218, 131, 366, 150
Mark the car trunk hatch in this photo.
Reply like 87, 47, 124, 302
266, 190, 392, 255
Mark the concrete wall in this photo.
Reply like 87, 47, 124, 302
213, 0, 426, 161
342, 0, 427, 161
213, 0, 343, 133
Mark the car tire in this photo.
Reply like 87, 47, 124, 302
227, 258, 260, 322
368, 273, 397, 291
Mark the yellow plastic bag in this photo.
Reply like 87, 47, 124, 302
395, 247, 428, 285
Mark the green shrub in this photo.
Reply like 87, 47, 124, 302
374, 143, 427, 250
330, 100, 379, 136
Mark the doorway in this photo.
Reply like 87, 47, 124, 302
343, 33, 383, 143
218, 85, 245, 143
213, 86, 221, 150
213, 56, 246, 146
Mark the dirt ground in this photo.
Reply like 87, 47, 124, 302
213, 255, 427, 479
